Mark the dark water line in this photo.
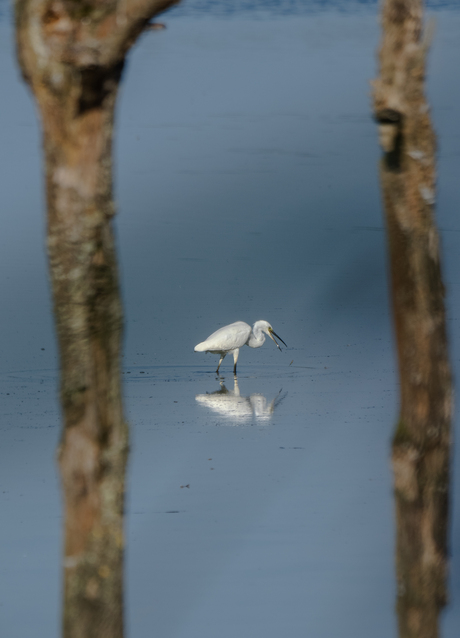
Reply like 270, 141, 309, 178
0, 0, 459, 22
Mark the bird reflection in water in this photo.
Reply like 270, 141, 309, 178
195, 377, 286, 424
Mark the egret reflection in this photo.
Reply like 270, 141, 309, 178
195, 377, 286, 424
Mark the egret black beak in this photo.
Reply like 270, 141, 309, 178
268, 328, 287, 351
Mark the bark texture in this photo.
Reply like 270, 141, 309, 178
373, 1, 452, 636
15, 1, 178, 636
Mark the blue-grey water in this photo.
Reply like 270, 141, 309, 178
0, 3, 459, 638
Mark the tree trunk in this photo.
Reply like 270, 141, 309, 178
15, 1, 178, 636
373, 1, 452, 636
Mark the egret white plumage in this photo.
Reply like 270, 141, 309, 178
194, 320, 287, 375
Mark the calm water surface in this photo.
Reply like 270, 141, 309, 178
0, 3, 459, 637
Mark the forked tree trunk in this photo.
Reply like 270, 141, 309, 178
373, 1, 452, 636
15, 1, 178, 636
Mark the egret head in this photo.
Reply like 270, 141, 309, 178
255, 320, 287, 351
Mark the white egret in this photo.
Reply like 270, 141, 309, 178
194, 320, 287, 375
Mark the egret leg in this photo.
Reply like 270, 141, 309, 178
216, 354, 225, 375
232, 349, 240, 375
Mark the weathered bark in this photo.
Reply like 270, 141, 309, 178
14, 1, 178, 637
373, 1, 452, 636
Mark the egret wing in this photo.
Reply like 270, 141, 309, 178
200, 321, 251, 352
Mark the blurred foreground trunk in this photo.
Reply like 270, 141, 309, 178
15, 1, 177, 636
373, 1, 452, 636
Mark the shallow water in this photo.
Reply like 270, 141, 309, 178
0, 4, 459, 637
